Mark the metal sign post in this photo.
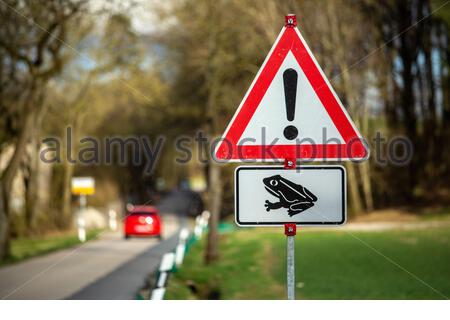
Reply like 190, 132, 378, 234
78, 194, 86, 243
285, 223, 296, 300
284, 159, 296, 300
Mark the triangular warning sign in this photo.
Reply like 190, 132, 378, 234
215, 15, 369, 162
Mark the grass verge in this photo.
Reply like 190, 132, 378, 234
0, 229, 102, 267
165, 225, 450, 299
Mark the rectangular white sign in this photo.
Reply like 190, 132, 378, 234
235, 165, 346, 226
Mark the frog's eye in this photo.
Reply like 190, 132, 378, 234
270, 180, 278, 186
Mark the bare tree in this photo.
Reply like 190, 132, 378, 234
0, 0, 87, 260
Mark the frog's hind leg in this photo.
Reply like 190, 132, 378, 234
288, 202, 315, 216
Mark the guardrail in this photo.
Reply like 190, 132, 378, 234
150, 210, 210, 300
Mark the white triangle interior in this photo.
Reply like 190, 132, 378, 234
239, 51, 344, 145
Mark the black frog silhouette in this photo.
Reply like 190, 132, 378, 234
263, 175, 317, 217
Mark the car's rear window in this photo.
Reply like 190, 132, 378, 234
129, 211, 157, 216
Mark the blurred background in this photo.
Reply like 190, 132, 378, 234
0, 0, 450, 299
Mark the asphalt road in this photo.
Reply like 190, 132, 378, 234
68, 227, 181, 300
0, 190, 198, 300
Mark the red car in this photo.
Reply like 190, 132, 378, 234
124, 206, 162, 239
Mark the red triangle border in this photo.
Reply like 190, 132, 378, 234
214, 26, 369, 162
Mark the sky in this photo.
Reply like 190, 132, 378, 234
89, 0, 164, 34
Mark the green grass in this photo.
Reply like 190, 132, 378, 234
1, 229, 102, 266
166, 225, 450, 299
419, 206, 450, 220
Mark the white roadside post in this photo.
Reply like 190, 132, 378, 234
157, 271, 168, 288
175, 228, 189, 266
108, 209, 117, 231
194, 215, 203, 238
150, 288, 166, 300
201, 210, 210, 228
179, 227, 190, 243
159, 252, 175, 274
150, 252, 175, 300
175, 244, 185, 267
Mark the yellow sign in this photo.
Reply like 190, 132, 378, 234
71, 177, 95, 195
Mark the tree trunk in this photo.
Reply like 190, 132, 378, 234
58, 79, 90, 230
0, 184, 11, 260
397, 2, 419, 191
325, 1, 366, 214
24, 132, 40, 232
61, 159, 75, 230
359, 162, 374, 211
24, 93, 47, 233
345, 163, 362, 215
0, 109, 35, 260
205, 159, 221, 264
359, 93, 374, 212
2, 111, 35, 193
339, 69, 366, 213
203, 0, 223, 264
60, 124, 78, 229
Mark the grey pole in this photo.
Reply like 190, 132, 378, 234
285, 223, 296, 300
287, 234, 295, 300
284, 161, 297, 299
78, 194, 86, 242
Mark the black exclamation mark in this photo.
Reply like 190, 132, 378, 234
283, 68, 298, 140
